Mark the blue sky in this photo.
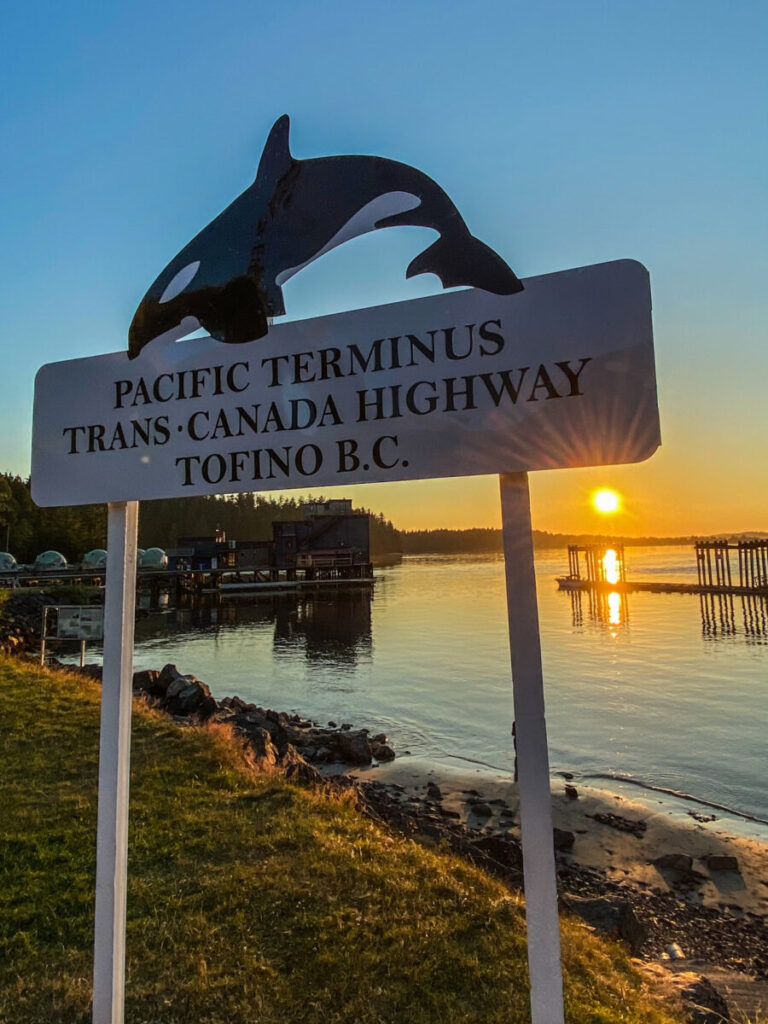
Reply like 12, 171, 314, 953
2, 1, 766, 532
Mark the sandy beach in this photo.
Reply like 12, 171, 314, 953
346, 755, 768, 917
337, 755, 768, 1017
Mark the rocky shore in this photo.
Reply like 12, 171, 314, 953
65, 660, 768, 1021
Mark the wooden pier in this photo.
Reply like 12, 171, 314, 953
0, 563, 375, 601
558, 541, 768, 598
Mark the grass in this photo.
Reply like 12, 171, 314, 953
0, 654, 684, 1024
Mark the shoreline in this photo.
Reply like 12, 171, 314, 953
336, 755, 768, 1012
45, 657, 768, 1012
57, 660, 768, 954
339, 754, 768, 922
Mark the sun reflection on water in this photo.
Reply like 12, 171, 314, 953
603, 548, 621, 585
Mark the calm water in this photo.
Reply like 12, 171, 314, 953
119, 548, 767, 830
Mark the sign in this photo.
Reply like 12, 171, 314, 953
55, 605, 105, 640
32, 259, 658, 507
31, 116, 661, 1024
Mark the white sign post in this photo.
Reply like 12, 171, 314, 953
501, 472, 564, 1020
92, 501, 138, 1024
31, 260, 659, 1024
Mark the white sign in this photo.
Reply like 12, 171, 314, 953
56, 605, 105, 640
32, 260, 658, 507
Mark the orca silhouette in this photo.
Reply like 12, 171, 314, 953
128, 115, 523, 359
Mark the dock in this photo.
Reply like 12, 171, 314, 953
557, 541, 768, 598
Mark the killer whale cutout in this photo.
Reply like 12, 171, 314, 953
128, 115, 523, 359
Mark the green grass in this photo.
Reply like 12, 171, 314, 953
0, 654, 683, 1024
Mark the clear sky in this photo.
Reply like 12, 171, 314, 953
1, 1, 766, 535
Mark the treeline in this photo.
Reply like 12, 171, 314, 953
0, 474, 402, 563
399, 527, 761, 554
400, 529, 503, 554
0, 475, 107, 564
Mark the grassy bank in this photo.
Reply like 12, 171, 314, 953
0, 655, 682, 1024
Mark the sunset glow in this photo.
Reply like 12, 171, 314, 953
593, 489, 620, 515
603, 548, 621, 585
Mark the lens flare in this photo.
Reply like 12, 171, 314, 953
593, 488, 620, 514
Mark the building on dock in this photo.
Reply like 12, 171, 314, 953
160, 501, 372, 592
273, 500, 370, 572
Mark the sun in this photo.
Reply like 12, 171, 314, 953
592, 488, 620, 514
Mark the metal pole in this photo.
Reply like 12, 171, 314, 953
499, 472, 564, 1024
93, 501, 138, 1024
40, 606, 47, 666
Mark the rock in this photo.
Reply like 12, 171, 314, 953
704, 854, 739, 872
333, 729, 373, 765
679, 976, 730, 1024
426, 782, 442, 801
197, 694, 219, 720
371, 741, 396, 762
221, 695, 253, 712
165, 676, 214, 716
132, 668, 159, 693
328, 720, 337, 728
553, 828, 575, 852
79, 663, 103, 681
563, 895, 647, 954
470, 801, 493, 817
666, 942, 685, 960
471, 834, 523, 872
371, 732, 388, 744
156, 663, 184, 699
241, 726, 278, 769
281, 746, 323, 786
654, 853, 694, 873
591, 811, 647, 837
565, 784, 579, 800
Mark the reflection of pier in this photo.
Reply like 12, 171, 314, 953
700, 591, 768, 641
566, 587, 629, 629
140, 588, 373, 666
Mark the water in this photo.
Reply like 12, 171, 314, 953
110, 547, 768, 832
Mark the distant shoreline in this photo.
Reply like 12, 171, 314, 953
399, 528, 768, 556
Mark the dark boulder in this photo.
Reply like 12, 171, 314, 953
282, 746, 323, 786
132, 669, 159, 694
164, 674, 217, 718
680, 976, 730, 1024
242, 726, 278, 769
704, 853, 739, 872
333, 729, 373, 765
471, 834, 523, 872
654, 853, 694, 873
563, 894, 647, 954
553, 828, 575, 852
371, 741, 396, 762
155, 663, 183, 699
